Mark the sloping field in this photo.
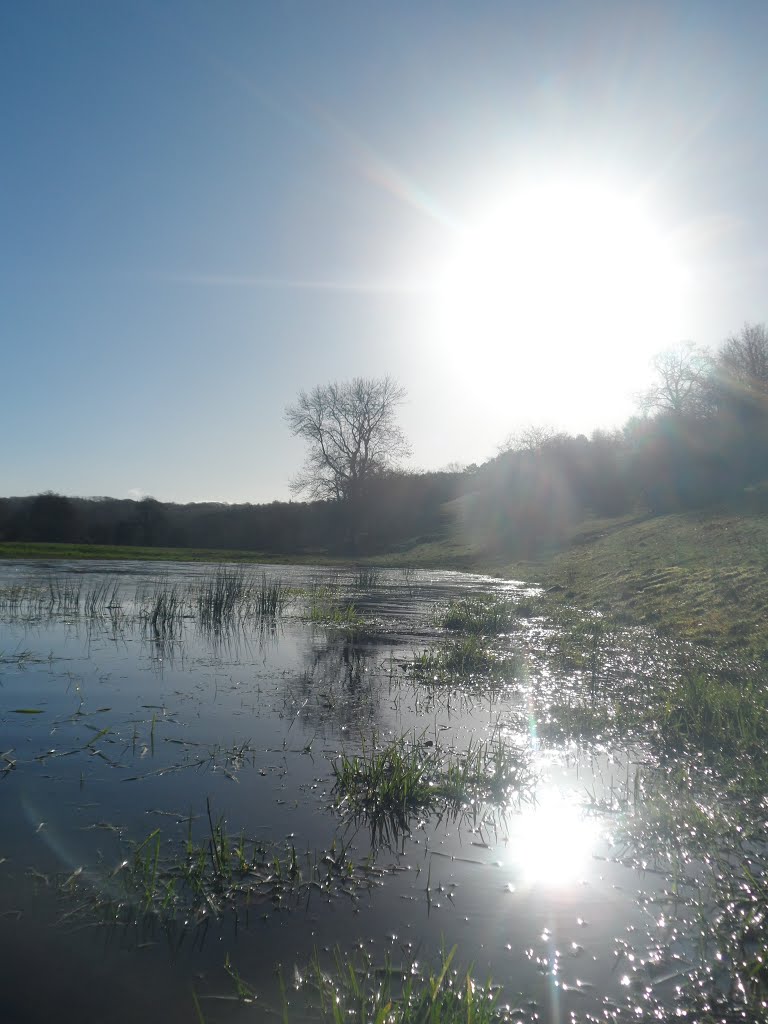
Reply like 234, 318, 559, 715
520, 511, 768, 657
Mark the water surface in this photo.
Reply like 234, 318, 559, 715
0, 560, 758, 1022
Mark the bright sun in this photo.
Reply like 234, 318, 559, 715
433, 179, 688, 411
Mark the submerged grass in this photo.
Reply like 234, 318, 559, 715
83, 801, 370, 930
608, 762, 768, 1024
284, 945, 512, 1023
539, 662, 768, 759
410, 636, 521, 684
6, 546, 768, 1022
0, 566, 289, 638
301, 583, 368, 636
0, 578, 85, 617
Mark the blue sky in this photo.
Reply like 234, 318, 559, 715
3, 0, 768, 503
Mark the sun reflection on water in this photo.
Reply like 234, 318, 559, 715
506, 783, 602, 888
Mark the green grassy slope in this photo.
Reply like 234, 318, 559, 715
512, 511, 768, 658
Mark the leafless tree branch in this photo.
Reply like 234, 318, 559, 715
285, 377, 411, 502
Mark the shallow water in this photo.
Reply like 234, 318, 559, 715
0, 560, 761, 1022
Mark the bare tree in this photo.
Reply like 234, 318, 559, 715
285, 377, 411, 502
499, 424, 564, 455
637, 344, 712, 416
718, 322, 768, 392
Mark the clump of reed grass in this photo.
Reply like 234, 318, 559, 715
84, 578, 122, 618
194, 567, 287, 634
400, 565, 416, 594
0, 576, 128, 624
137, 581, 185, 636
196, 565, 250, 627
353, 565, 382, 589
253, 573, 287, 618
45, 576, 83, 615
0, 584, 51, 619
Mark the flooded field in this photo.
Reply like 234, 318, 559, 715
0, 560, 765, 1023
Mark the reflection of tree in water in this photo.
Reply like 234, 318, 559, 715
290, 633, 393, 741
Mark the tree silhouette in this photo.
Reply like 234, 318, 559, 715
718, 322, 768, 393
637, 344, 712, 417
285, 377, 410, 502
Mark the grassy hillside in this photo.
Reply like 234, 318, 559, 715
370, 507, 768, 658
512, 511, 768, 658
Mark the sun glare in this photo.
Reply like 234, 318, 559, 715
507, 784, 602, 888
434, 180, 688, 400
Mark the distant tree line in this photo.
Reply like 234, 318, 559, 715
2, 324, 767, 558
467, 322, 768, 555
0, 472, 465, 555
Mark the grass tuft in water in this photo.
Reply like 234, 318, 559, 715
353, 565, 382, 589
410, 636, 521, 683
441, 594, 518, 634
332, 735, 435, 818
301, 583, 368, 636
79, 802, 369, 930
332, 732, 532, 834
137, 581, 185, 637
196, 566, 286, 630
282, 944, 512, 1023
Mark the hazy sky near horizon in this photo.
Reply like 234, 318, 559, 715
3, 0, 768, 503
